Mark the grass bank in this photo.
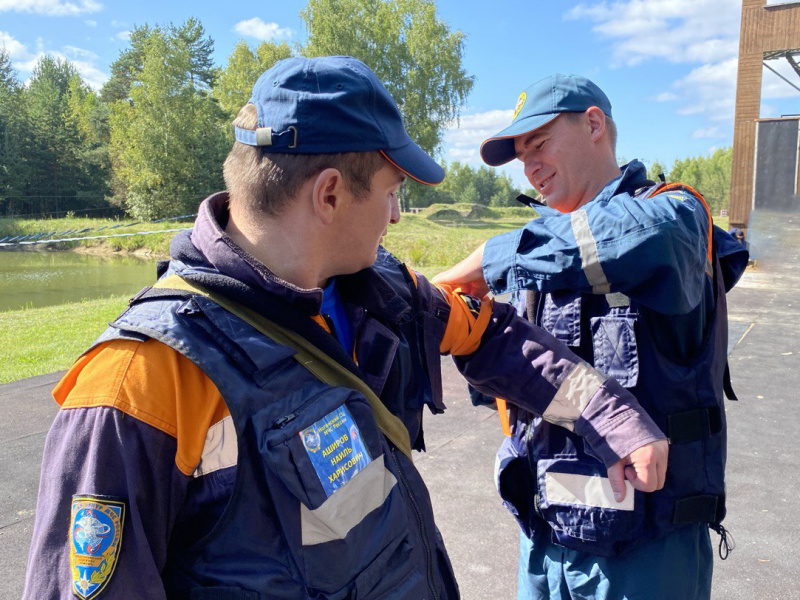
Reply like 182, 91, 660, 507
384, 206, 533, 277
0, 295, 128, 384
0, 216, 193, 256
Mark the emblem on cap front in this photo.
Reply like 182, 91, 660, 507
69, 496, 125, 599
512, 92, 527, 120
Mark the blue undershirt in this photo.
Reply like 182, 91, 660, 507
320, 277, 354, 354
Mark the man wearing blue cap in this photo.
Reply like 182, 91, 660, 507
23, 60, 670, 599
435, 74, 748, 600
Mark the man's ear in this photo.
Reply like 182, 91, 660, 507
585, 106, 607, 143
311, 168, 345, 226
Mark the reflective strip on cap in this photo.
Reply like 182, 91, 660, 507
545, 471, 634, 511
542, 362, 607, 431
193, 416, 238, 478
301, 455, 397, 546
571, 209, 611, 295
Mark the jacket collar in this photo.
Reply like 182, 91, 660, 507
188, 193, 324, 315
183, 192, 409, 320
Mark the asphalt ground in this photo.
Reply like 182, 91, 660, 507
2, 212, 799, 598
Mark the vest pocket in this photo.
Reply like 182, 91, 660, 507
535, 457, 646, 556
256, 386, 415, 597
590, 316, 639, 388
495, 436, 538, 538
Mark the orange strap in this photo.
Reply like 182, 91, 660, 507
496, 398, 511, 436
436, 286, 493, 356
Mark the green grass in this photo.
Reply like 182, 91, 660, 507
0, 295, 129, 384
383, 207, 532, 279
0, 216, 192, 256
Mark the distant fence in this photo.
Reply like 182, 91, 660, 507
0, 214, 196, 247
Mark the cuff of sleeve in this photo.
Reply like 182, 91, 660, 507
483, 229, 523, 295
573, 378, 666, 467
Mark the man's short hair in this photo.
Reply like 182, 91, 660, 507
223, 104, 387, 217
563, 111, 617, 153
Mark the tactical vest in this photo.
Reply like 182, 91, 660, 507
497, 186, 742, 558
93, 258, 459, 600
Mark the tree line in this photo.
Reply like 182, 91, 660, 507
0, 1, 473, 219
647, 148, 733, 217
0, 0, 733, 220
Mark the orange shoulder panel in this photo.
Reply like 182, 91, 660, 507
54, 339, 229, 476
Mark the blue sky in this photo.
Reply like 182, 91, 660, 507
1, 0, 799, 188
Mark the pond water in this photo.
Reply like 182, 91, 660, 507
0, 250, 158, 312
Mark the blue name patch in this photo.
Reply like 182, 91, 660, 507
69, 495, 125, 600
300, 405, 372, 497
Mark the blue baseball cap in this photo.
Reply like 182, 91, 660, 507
480, 74, 613, 167
234, 56, 444, 185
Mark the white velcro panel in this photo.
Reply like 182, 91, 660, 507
301, 455, 397, 546
545, 472, 635, 511
542, 362, 607, 431
193, 415, 238, 478
571, 209, 611, 295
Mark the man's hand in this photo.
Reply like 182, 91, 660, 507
606, 439, 669, 503
432, 242, 490, 297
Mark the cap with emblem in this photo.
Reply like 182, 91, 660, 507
480, 73, 613, 167
233, 56, 444, 185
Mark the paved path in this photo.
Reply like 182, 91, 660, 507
2, 215, 800, 598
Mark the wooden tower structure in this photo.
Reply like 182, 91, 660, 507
730, 0, 800, 228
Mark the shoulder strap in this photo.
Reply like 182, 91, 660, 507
153, 275, 414, 460
647, 181, 715, 278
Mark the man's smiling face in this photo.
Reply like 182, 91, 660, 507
513, 112, 598, 214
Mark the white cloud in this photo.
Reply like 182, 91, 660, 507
84, 19, 96, 26
116, 30, 131, 41
652, 91, 679, 102
0, 30, 28, 59
443, 109, 529, 188
691, 127, 723, 139
762, 58, 800, 99
0, 34, 107, 90
566, 0, 740, 67
672, 57, 738, 122
566, 0, 743, 129
233, 17, 293, 41
0, 0, 101, 16
110, 19, 127, 28
62, 44, 97, 60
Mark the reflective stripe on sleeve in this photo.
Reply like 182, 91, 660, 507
570, 209, 611, 295
193, 416, 238, 478
545, 472, 634, 511
542, 362, 607, 431
301, 455, 397, 545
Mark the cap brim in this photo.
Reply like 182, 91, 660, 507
381, 141, 445, 186
480, 113, 560, 167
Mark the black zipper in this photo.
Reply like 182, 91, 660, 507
269, 388, 331, 430
390, 446, 436, 600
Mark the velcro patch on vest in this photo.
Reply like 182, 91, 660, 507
300, 406, 372, 497
69, 495, 126, 599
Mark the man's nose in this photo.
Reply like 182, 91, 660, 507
390, 194, 401, 224
523, 157, 540, 184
